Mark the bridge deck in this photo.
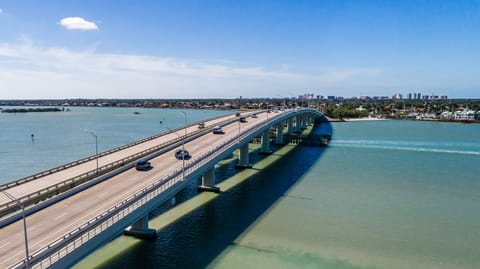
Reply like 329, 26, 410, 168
0, 114, 237, 213
0, 109, 325, 268
0, 109, 299, 268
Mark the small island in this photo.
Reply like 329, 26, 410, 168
1, 107, 64, 113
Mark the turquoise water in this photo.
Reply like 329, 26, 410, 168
98, 119, 480, 269
2, 108, 480, 269
0, 107, 230, 183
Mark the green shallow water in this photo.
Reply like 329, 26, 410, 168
208, 121, 480, 269
77, 120, 480, 269
4, 107, 479, 269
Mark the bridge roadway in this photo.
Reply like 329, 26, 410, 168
0, 112, 239, 215
0, 109, 306, 268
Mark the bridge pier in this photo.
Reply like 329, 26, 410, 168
236, 143, 252, 168
260, 129, 272, 154
275, 123, 284, 144
198, 167, 220, 192
301, 115, 308, 129
294, 116, 302, 133
124, 214, 157, 239
287, 118, 294, 134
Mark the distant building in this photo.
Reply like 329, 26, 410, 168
440, 96, 448, 100
392, 93, 403, 100
407, 93, 412, 100
455, 109, 476, 120
440, 111, 454, 120
327, 96, 336, 100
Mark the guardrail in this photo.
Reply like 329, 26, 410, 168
0, 113, 241, 218
0, 112, 236, 192
9, 109, 322, 269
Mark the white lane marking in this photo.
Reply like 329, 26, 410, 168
53, 212, 68, 221
0, 242, 9, 249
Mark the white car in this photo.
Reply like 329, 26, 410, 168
212, 126, 224, 134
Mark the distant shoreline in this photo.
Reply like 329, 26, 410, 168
325, 116, 388, 122
329, 116, 480, 124
342, 117, 388, 122
1, 108, 64, 113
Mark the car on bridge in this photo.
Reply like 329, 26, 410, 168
175, 149, 190, 160
212, 126, 224, 134
135, 160, 152, 171
240, 116, 247, 123
198, 122, 205, 129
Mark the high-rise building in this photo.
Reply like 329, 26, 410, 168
392, 93, 403, 100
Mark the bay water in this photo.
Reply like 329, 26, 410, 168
1, 108, 479, 269
0, 107, 229, 183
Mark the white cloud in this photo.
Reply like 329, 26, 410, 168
59, 17, 98, 31
0, 39, 384, 99
0, 8, 3, 14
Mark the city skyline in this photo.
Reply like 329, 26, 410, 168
1, 1, 479, 99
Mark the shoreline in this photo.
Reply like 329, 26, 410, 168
326, 116, 389, 122
330, 117, 480, 124
342, 117, 388, 122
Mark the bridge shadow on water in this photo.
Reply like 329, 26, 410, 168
100, 121, 333, 269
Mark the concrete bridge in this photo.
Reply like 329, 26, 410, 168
0, 108, 325, 269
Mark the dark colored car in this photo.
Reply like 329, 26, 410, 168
175, 149, 190, 160
135, 160, 152, 171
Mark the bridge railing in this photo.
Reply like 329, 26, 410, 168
0, 113, 240, 218
10, 109, 320, 269
11, 125, 252, 269
0, 112, 236, 192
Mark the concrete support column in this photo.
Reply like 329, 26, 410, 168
301, 115, 307, 129
287, 118, 294, 134
198, 166, 220, 192
275, 123, 284, 144
236, 143, 252, 168
295, 116, 302, 133
124, 214, 157, 239
260, 129, 272, 154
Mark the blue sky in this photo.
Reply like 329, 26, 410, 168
0, 0, 479, 99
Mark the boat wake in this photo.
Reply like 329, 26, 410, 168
332, 140, 480, 156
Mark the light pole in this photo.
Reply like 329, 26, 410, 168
237, 114, 241, 144
276, 94, 288, 110
1, 191, 30, 269
179, 111, 187, 180
165, 125, 186, 181
265, 98, 270, 127
83, 130, 99, 175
